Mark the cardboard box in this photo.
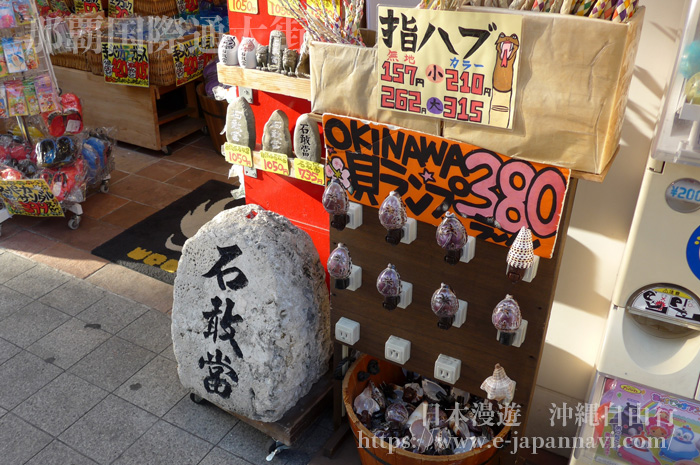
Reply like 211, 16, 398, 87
310, 8, 645, 175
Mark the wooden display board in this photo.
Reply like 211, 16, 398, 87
329, 179, 578, 440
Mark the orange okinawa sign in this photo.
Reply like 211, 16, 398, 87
322, 115, 571, 258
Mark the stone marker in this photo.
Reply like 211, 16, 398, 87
268, 30, 287, 73
172, 204, 331, 423
225, 97, 256, 151
293, 114, 321, 163
262, 110, 292, 156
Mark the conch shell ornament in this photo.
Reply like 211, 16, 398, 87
327, 243, 352, 289
377, 264, 402, 310
431, 283, 459, 330
506, 227, 534, 283
322, 178, 349, 231
436, 212, 467, 264
492, 294, 522, 346
480, 364, 516, 404
378, 191, 407, 245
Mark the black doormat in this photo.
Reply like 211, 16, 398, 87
92, 180, 244, 284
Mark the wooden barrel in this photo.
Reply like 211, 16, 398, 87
196, 83, 227, 150
343, 355, 511, 465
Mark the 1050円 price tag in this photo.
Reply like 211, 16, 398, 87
259, 151, 289, 176
293, 159, 325, 185
223, 143, 253, 168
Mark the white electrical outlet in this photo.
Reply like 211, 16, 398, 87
385, 336, 411, 364
434, 354, 461, 384
347, 265, 362, 291
335, 317, 360, 345
460, 236, 476, 263
400, 218, 418, 244
453, 300, 468, 328
497, 319, 528, 347
347, 202, 363, 229
397, 282, 413, 308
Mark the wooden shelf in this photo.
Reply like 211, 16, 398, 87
217, 63, 311, 101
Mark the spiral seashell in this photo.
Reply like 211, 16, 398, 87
507, 227, 534, 269
480, 364, 516, 403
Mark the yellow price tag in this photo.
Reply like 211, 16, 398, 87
223, 143, 253, 168
293, 159, 325, 185
267, 0, 293, 17
260, 151, 290, 176
228, 0, 258, 14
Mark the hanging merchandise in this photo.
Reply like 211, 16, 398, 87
378, 191, 407, 245
376, 263, 402, 310
430, 283, 459, 330
480, 364, 516, 404
328, 243, 352, 289
506, 227, 535, 283
322, 178, 349, 231
436, 212, 468, 264
492, 294, 522, 346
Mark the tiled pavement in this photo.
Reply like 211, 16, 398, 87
0, 249, 334, 465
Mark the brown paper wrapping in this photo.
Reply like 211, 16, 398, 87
310, 42, 441, 135
309, 8, 644, 175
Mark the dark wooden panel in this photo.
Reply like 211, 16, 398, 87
330, 179, 578, 426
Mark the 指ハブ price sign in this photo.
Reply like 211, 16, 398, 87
228, 0, 258, 14
0, 180, 64, 217
102, 42, 149, 87
173, 39, 205, 86
224, 143, 254, 168
377, 7, 522, 129
176, 0, 199, 15
259, 151, 289, 176
293, 159, 325, 185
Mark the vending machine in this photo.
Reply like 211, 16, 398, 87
572, 1, 700, 464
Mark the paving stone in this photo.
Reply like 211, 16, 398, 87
25, 440, 98, 465
39, 280, 106, 316
0, 414, 53, 464
0, 350, 63, 409
114, 356, 188, 417
163, 395, 238, 444
0, 301, 71, 348
199, 447, 254, 465
0, 336, 20, 365
15, 372, 108, 436
77, 293, 149, 334
160, 343, 176, 361
28, 318, 111, 369
0, 251, 35, 284
112, 420, 212, 465
117, 309, 172, 353
4, 263, 70, 298
0, 284, 33, 321
60, 394, 158, 465
219, 421, 278, 465
0, 406, 6, 418
69, 336, 156, 392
